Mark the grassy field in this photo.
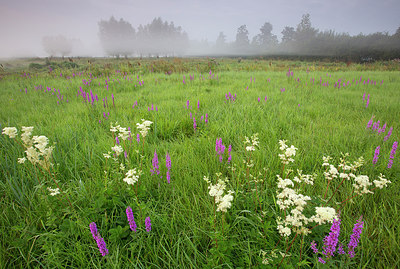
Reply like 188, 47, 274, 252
0, 57, 399, 268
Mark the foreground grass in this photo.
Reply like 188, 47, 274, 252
0, 58, 399, 268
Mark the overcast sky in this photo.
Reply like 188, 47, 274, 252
0, 0, 399, 57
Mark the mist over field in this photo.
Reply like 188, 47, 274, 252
0, 0, 399, 58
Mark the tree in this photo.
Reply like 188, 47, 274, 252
42, 35, 72, 58
216, 32, 227, 50
281, 26, 295, 44
98, 16, 135, 57
136, 17, 189, 56
252, 22, 278, 50
235, 25, 250, 52
295, 13, 317, 43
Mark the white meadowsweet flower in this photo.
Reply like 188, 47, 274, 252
25, 147, 40, 164
373, 174, 391, 189
21, 126, 34, 146
353, 175, 373, 194
216, 191, 234, 212
246, 146, 255, 151
103, 152, 111, 159
136, 119, 153, 138
2, 127, 18, 138
311, 207, 337, 225
18, 157, 26, 164
123, 168, 141, 185
111, 145, 123, 156
110, 122, 119, 133
120, 163, 125, 171
47, 187, 60, 196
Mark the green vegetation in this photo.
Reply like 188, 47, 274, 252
1, 58, 399, 268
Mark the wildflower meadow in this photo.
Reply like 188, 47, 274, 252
0, 58, 399, 268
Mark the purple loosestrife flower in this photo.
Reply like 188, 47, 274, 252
96, 236, 109, 256
197, 100, 200, 110
136, 133, 140, 143
126, 207, 137, 232
366, 94, 370, 108
166, 153, 171, 183
366, 117, 374, 129
348, 217, 364, 258
322, 217, 341, 259
337, 244, 346, 255
318, 257, 326, 264
310, 241, 319, 254
193, 117, 197, 131
384, 127, 393, 142
373, 146, 380, 164
145, 217, 151, 232
116, 136, 120, 145
150, 150, 159, 175
186, 100, 190, 109
227, 145, 232, 163
112, 93, 115, 107
388, 141, 398, 168
89, 222, 98, 240
205, 113, 208, 124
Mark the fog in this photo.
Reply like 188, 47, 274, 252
0, 0, 399, 58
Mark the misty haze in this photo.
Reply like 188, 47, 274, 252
1, 1, 400, 268
0, 0, 399, 59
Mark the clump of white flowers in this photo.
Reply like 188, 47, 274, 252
111, 145, 123, 156
47, 187, 60, 196
110, 122, 131, 141
2, 127, 18, 138
322, 154, 390, 199
373, 173, 391, 189
123, 168, 142, 186
275, 140, 337, 237
278, 140, 297, 165
204, 174, 234, 213
136, 119, 153, 138
4, 126, 56, 171
244, 133, 259, 152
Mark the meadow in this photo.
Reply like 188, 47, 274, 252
0, 57, 399, 268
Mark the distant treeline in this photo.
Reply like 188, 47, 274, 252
41, 14, 400, 61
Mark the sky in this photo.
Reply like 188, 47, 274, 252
0, 0, 399, 57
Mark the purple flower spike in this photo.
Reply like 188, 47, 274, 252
322, 218, 341, 259
373, 146, 380, 164
150, 150, 159, 175
89, 222, 98, 240
96, 236, 109, 256
145, 217, 151, 232
347, 217, 364, 258
126, 207, 137, 232
310, 241, 318, 254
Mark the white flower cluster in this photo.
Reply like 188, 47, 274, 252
353, 175, 373, 195
276, 175, 313, 237
6, 126, 55, 170
204, 175, 234, 213
2, 127, 18, 138
110, 122, 130, 141
278, 140, 297, 165
136, 119, 153, 138
309, 207, 337, 225
47, 187, 60, 196
322, 154, 390, 196
323, 154, 365, 182
123, 168, 142, 185
244, 133, 259, 152
373, 173, 391, 189
21, 126, 34, 146
111, 145, 123, 156
293, 169, 315, 185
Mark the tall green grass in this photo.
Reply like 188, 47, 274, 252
0, 58, 399, 268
